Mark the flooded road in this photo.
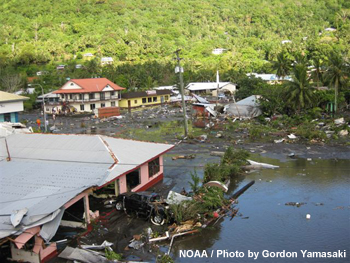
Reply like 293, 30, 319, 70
167, 154, 350, 262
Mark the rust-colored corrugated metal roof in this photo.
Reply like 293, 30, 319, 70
53, 78, 125, 94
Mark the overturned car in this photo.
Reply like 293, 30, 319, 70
115, 192, 170, 225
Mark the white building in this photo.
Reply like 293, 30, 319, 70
185, 82, 237, 96
212, 48, 227, 55
101, 57, 113, 66
247, 73, 292, 83
0, 91, 29, 123
53, 78, 125, 113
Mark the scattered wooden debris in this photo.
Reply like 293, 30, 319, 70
172, 154, 196, 160
285, 202, 307, 207
244, 159, 279, 169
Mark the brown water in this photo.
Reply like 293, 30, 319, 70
167, 156, 350, 262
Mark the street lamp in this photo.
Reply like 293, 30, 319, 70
28, 84, 47, 132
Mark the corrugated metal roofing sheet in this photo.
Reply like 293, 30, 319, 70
101, 136, 174, 183
2, 134, 114, 164
186, 82, 232, 91
0, 91, 29, 102
0, 133, 173, 240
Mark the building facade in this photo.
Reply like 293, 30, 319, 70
53, 78, 125, 113
119, 90, 171, 108
185, 82, 237, 96
0, 91, 28, 122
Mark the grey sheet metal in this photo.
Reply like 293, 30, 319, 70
40, 208, 65, 242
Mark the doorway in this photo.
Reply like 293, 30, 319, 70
126, 170, 140, 191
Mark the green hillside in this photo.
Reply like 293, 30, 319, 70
0, 0, 349, 90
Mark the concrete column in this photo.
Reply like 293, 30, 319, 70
83, 195, 90, 224
115, 179, 120, 196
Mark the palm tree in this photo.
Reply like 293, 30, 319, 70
284, 64, 315, 113
272, 51, 292, 80
324, 51, 349, 112
310, 56, 325, 88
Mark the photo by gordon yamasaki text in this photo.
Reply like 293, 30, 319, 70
179, 249, 347, 259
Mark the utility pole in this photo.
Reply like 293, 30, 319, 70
29, 84, 47, 133
216, 70, 219, 108
174, 49, 188, 137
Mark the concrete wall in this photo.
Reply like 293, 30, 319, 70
0, 101, 24, 114
48, 100, 120, 114
117, 155, 164, 193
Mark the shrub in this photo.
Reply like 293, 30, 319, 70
189, 171, 201, 194
104, 248, 122, 261
203, 147, 249, 183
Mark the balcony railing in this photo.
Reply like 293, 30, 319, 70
62, 97, 120, 103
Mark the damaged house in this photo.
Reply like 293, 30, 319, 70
224, 95, 262, 118
0, 133, 173, 262
185, 82, 236, 96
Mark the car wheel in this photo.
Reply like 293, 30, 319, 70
150, 213, 165, 226
115, 201, 123, 211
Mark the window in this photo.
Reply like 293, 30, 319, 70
89, 93, 95, 100
4, 113, 11, 122
101, 103, 105, 108
79, 94, 83, 100
142, 98, 147, 103
111, 101, 116, 107
80, 105, 85, 111
165, 95, 169, 100
148, 97, 152, 103
130, 194, 142, 201
100, 92, 105, 100
69, 94, 73, 99
148, 157, 160, 177
153, 97, 157, 102
111, 91, 115, 96
134, 100, 137, 104
90, 104, 95, 110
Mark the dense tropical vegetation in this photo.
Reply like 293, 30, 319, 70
0, 0, 349, 115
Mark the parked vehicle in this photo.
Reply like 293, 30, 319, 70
115, 192, 169, 225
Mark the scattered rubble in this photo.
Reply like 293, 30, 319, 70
80, 240, 113, 250
274, 138, 285, 143
339, 130, 348, 136
166, 191, 192, 205
204, 181, 229, 192
59, 246, 109, 263
334, 117, 345, 125
287, 134, 297, 139
172, 154, 196, 160
285, 202, 307, 207
245, 159, 279, 169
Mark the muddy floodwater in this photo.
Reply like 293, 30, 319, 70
17, 110, 349, 262
165, 153, 349, 263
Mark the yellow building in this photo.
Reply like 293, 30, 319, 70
120, 90, 171, 108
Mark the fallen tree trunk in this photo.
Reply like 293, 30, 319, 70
231, 180, 255, 199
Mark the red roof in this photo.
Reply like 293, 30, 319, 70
27, 76, 39, 83
53, 78, 125, 94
